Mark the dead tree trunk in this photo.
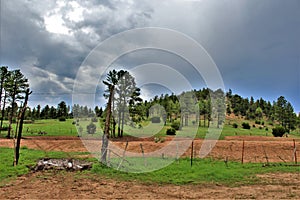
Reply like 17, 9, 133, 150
101, 86, 114, 164
14, 89, 31, 166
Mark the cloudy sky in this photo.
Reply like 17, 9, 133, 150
0, 0, 299, 112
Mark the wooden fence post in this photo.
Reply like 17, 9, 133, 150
140, 143, 147, 166
191, 141, 194, 167
293, 139, 297, 164
241, 140, 245, 164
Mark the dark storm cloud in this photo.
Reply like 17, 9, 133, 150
0, 0, 153, 107
146, 0, 299, 110
0, 0, 299, 111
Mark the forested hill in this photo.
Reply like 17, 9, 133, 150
26, 88, 300, 132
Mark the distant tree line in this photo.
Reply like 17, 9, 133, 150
21, 102, 103, 121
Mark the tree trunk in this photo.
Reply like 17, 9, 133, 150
117, 110, 121, 137
199, 114, 201, 127
120, 97, 126, 137
181, 114, 184, 127
121, 107, 125, 138
14, 89, 31, 166
185, 113, 189, 126
7, 94, 16, 139
0, 92, 7, 133
112, 91, 116, 138
101, 86, 114, 164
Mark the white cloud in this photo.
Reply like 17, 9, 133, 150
44, 14, 71, 35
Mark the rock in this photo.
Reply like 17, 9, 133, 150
31, 158, 93, 171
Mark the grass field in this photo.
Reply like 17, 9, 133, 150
1, 147, 299, 186
0, 117, 299, 139
92, 158, 300, 186
0, 119, 78, 137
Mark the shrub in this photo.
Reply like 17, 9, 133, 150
232, 123, 238, 128
255, 120, 261, 125
59, 117, 66, 122
268, 122, 274, 126
87, 123, 96, 134
1, 126, 8, 131
154, 137, 160, 143
166, 128, 176, 135
252, 124, 256, 128
242, 122, 251, 129
261, 121, 265, 126
91, 117, 98, 123
272, 126, 286, 137
78, 126, 83, 136
151, 116, 161, 123
171, 121, 181, 130
259, 126, 263, 130
265, 127, 269, 131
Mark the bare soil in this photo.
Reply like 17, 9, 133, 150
0, 171, 299, 199
1, 136, 300, 199
1, 136, 299, 163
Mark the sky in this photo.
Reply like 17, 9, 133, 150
0, 0, 299, 112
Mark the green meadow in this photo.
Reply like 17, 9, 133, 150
1, 147, 299, 186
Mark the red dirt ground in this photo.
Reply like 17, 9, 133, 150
1, 136, 300, 199
1, 136, 299, 163
0, 171, 300, 199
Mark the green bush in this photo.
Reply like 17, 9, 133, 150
0, 126, 8, 131
59, 117, 66, 122
151, 117, 161, 123
272, 126, 286, 137
242, 122, 251, 129
91, 117, 98, 123
268, 122, 274, 126
255, 120, 261, 125
87, 123, 96, 134
166, 128, 176, 135
232, 123, 238, 128
171, 121, 181, 130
